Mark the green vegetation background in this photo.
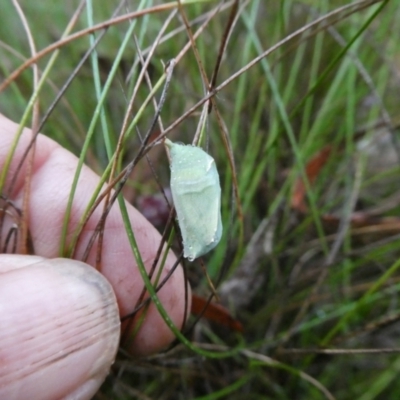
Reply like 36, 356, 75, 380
1, 1, 399, 399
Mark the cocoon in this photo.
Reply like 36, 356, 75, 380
165, 139, 222, 261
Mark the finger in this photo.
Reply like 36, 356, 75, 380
0, 255, 120, 400
0, 114, 190, 356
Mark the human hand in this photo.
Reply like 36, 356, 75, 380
0, 114, 188, 399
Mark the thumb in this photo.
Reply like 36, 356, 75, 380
0, 255, 120, 400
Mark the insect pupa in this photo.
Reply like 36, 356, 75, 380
165, 139, 222, 261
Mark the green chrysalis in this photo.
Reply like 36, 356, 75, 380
165, 139, 222, 261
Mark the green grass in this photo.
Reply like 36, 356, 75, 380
1, 0, 400, 398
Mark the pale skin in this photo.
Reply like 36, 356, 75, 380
0, 114, 189, 400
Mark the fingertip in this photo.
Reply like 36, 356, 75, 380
122, 265, 191, 357
0, 256, 120, 400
